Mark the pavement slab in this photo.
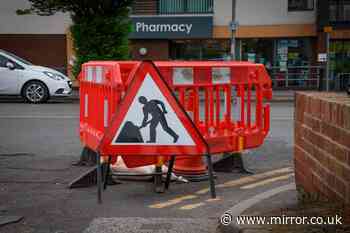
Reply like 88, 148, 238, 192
84, 218, 219, 233
217, 187, 350, 233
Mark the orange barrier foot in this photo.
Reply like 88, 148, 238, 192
173, 155, 210, 182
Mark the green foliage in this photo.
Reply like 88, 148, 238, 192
20, 0, 134, 77
71, 13, 131, 77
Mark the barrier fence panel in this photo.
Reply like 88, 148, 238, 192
80, 61, 272, 157
155, 61, 272, 154
79, 60, 272, 199
269, 66, 323, 90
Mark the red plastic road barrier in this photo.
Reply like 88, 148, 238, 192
155, 61, 272, 154
79, 60, 272, 168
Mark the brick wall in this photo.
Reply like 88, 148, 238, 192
0, 34, 67, 72
295, 92, 350, 206
130, 40, 169, 60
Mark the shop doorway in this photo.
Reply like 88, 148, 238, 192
330, 40, 350, 90
241, 38, 319, 90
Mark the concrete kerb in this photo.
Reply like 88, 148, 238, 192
84, 217, 219, 233
218, 183, 296, 233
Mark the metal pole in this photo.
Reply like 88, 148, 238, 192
231, 0, 236, 60
96, 152, 102, 204
326, 32, 330, 91
206, 154, 216, 199
165, 155, 175, 190
231, 31, 236, 60
286, 67, 289, 88
103, 156, 112, 190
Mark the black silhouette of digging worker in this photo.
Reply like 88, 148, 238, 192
115, 96, 179, 143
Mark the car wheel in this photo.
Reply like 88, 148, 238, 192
22, 81, 49, 103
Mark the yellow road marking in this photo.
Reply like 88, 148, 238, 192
206, 197, 221, 202
149, 195, 197, 209
178, 198, 221, 210
195, 167, 293, 195
240, 174, 294, 189
195, 188, 210, 195
218, 167, 293, 189
149, 167, 292, 209
179, 202, 205, 210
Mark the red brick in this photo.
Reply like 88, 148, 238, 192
295, 93, 306, 122
313, 161, 324, 177
344, 106, 350, 131
310, 97, 322, 119
347, 150, 350, 167
313, 173, 326, 195
295, 169, 307, 187
304, 94, 312, 115
313, 146, 329, 168
316, 133, 333, 156
294, 122, 304, 145
332, 159, 346, 180
294, 147, 311, 177
297, 168, 315, 193
320, 99, 332, 123
304, 127, 319, 147
295, 92, 350, 206
320, 121, 338, 142
131, 40, 169, 60
332, 143, 348, 164
304, 113, 321, 132
325, 172, 336, 188
333, 103, 346, 129
298, 136, 315, 157
337, 104, 346, 129
330, 103, 339, 126
338, 128, 350, 149
342, 165, 350, 182
346, 186, 350, 204
334, 177, 347, 197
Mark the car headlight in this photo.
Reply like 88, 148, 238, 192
43, 71, 66, 81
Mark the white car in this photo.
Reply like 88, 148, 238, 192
0, 50, 72, 103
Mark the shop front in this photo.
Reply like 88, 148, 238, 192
240, 38, 314, 69
239, 37, 319, 89
330, 40, 350, 75
329, 40, 350, 90
170, 39, 230, 60
129, 15, 230, 60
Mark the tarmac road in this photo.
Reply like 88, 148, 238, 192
0, 100, 294, 233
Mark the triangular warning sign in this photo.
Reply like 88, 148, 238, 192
99, 61, 208, 156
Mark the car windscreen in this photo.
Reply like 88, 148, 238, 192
2, 50, 33, 65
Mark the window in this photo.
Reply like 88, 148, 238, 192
330, 0, 350, 22
159, 0, 213, 14
288, 0, 314, 11
330, 40, 350, 74
0, 55, 9, 68
170, 40, 230, 60
1, 50, 32, 65
0, 54, 23, 69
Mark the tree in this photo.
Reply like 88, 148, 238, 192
18, 0, 133, 77
18, 0, 133, 166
